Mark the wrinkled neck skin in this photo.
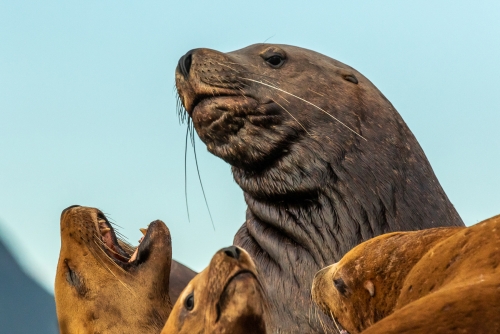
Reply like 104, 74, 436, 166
233, 107, 464, 333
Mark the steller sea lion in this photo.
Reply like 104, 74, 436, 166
312, 214, 500, 334
175, 43, 464, 333
55, 205, 173, 334
161, 246, 267, 334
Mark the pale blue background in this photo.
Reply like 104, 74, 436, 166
1, 1, 499, 292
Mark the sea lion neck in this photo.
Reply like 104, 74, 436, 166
232, 109, 464, 331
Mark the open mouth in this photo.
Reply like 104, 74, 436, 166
94, 211, 154, 268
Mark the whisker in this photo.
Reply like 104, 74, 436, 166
263, 35, 275, 43
214, 61, 240, 73
239, 77, 367, 141
118, 241, 135, 254
184, 125, 191, 222
192, 138, 215, 231
308, 88, 325, 97
273, 99, 311, 136
275, 93, 290, 104
89, 239, 130, 275
93, 234, 131, 263
329, 309, 343, 334
89, 244, 135, 295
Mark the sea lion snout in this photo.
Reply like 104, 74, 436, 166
161, 246, 267, 334
222, 245, 241, 260
178, 49, 196, 77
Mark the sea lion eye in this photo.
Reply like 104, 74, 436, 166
184, 292, 194, 311
333, 278, 349, 296
265, 55, 285, 68
260, 47, 287, 68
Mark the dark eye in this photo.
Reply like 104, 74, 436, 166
265, 55, 285, 68
184, 292, 194, 311
333, 278, 348, 296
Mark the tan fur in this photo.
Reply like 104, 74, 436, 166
55, 206, 172, 334
161, 246, 267, 334
313, 215, 500, 333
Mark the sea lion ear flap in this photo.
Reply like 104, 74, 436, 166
339, 69, 358, 84
343, 74, 358, 84
364, 280, 375, 297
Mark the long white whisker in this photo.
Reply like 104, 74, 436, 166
273, 99, 311, 136
240, 77, 367, 141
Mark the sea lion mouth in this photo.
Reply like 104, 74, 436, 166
214, 269, 262, 323
92, 211, 157, 269
223, 269, 258, 290
191, 95, 279, 136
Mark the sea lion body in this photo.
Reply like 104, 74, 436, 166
176, 44, 464, 333
312, 215, 500, 333
161, 246, 267, 334
55, 206, 173, 334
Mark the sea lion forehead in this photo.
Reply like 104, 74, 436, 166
227, 43, 354, 71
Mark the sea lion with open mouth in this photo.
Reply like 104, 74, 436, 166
175, 43, 464, 333
55, 205, 173, 334
161, 246, 267, 334
312, 214, 500, 333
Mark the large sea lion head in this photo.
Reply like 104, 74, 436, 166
176, 43, 396, 173
55, 205, 172, 334
175, 43, 463, 333
161, 246, 267, 334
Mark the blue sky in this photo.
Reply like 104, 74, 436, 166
1, 1, 499, 292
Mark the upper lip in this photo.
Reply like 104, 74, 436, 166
215, 269, 260, 322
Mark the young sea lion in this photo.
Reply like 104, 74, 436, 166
161, 246, 267, 334
55, 205, 173, 334
312, 214, 500, 333
175, 43, 464, 332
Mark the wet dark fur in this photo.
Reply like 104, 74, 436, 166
175, 44, 464, 333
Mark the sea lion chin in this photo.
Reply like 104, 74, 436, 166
313, 214, 500, 333
176, 43, 464, 333
161, 246, 267, 334
55, 205, 172, 334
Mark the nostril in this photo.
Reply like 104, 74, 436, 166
178, 49, 195, 77
223, 246, 241, 260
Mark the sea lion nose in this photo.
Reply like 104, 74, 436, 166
178, 49, 196, 77
223, 246, 241, 260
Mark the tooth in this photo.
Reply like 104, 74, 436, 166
128, 248, 139, 262
100, 228, 111, 234
140, 228, 147, 236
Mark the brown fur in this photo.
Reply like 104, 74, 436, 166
161, 246, 267, 334
313, 215, 500, 333
55, 206, 172, 334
